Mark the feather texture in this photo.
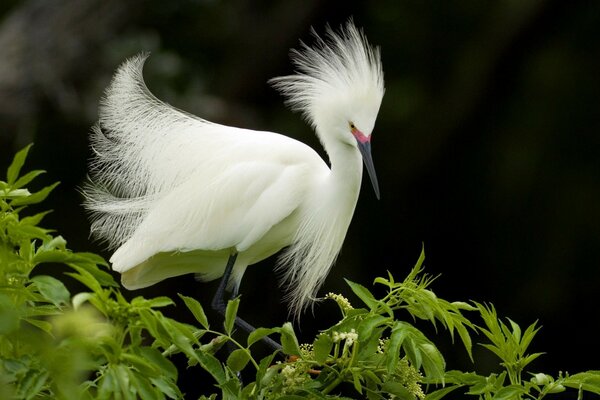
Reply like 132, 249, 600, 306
84, 19, 384, 319
269, 20, 384, 130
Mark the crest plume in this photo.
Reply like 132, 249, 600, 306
269, 20, 384, 128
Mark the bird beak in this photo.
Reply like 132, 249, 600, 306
355, 136, 381, 200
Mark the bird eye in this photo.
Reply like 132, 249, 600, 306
349, 122, 356, 130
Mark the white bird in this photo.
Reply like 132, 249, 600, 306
84, 20, 384, 321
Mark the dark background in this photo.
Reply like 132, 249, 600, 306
1, 0, 599, 397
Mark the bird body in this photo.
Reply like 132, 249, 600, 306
85, 21, 384, 316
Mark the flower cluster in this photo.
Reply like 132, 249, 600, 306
299, 343, 314, 360
325, 292, 354, 311
279, 363, 311, 393
332, 328, 358, 346
377, 337, 389, 354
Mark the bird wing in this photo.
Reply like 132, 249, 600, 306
111, 151, 321, 273
83, 53, 329, 272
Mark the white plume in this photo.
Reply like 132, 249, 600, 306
84, 53, 214, 249
269, 19, 384, 129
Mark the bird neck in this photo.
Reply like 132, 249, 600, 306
321, 133, 364, 205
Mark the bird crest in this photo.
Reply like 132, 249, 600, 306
270, 20, 384, 131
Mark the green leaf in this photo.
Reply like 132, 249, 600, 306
121, 353, 163, 377
424, 385, 461, 400
493, 384, 527, 400
227, 349, 251, 372
351, 369, 363, 394
280, 322, 301, 356
128, 370, 161, 400
30, 275, 70, 306
132, 296, 174, 309
381, 381, 416, 399
388, 321, 446, 382
68, 259, 118, 287
455, 321, 474, 361
179, 294, 209, 329
345, 279, 379, 310
149, 376, 183, 399
13, 170, 45, 190
419, 343, 446, 384
257, 353, 278, 387
65, 265, 102, 293
386, 322, 404, 373
563, 371, 600, 394
224, 298, 240, 335
313, 333, 333, 363
7, 144, 33, 185
136, 346, 178, 380
195, 350, 227, 384
11, 182, 59, 206
23, 317, 53, 333
357, 314, 388, 345
18, 368, 49, 400
20, 210, 51, 226
247, 327, 279, 347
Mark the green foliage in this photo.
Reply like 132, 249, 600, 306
1, 145, 599, 399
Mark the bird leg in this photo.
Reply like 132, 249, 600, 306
211, 252, 282, 352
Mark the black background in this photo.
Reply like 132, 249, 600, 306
1, 1, 598, 398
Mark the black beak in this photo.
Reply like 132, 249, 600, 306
356, 140, 380, 200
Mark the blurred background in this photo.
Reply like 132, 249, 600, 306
0, 0, 599, 397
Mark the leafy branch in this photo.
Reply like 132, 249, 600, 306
1, 144, 599, 399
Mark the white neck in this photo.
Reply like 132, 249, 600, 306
319, 129, 364, 213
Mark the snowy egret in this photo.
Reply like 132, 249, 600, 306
84, 21, 384, 325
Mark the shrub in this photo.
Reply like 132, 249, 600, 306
1, 145, 599, 399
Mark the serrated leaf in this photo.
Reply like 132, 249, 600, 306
351, 369, 363, 394
247, 327, 278, 347
7, 144, 33, 185
455, 322, 474, 361
313, 333, 333, 363
563, 371, 600, 394
149, 376, 182, 399
30, 275, 70, 306
493, 384, 527, 400
386, 322, 404, 373
178, 294, 209, 329
137, 346, 178, 380
255, 352, 277, 385
388, 321, 445, 382
128, 370, 161, 400
224, 298, 239, 335
121, 353, 162, 377
65, 265, 102, 293
381, 381, 415, 399
419, 343, 446, 383
18, 368, 49, 400
227, 349, 251, 372
20, 210, 51, 226
357, 314, 388, 342
195, 350, 227, 384
141, 296, 175, 308
23, 318, 53, 333
11, 182, 59, 206
280, 322, 301, 356
68, 260, 118, 287
3, 188, 30, 198
520, 352, 544, 369
345, 279, 379, 310
424, 385, 461, 400
13, 170, 45, 190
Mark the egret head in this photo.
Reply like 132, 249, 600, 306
270, 20, 384, 198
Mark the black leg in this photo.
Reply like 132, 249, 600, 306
211, 252, 282, 352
